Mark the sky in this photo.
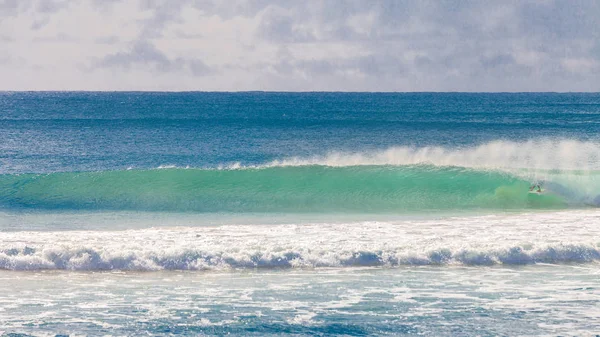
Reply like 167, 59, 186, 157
0, 0, 599, 91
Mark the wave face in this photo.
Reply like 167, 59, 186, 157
0, 165, 572, 212
3, 140, 600, 213
2, 211, 600, 270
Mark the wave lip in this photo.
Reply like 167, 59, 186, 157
265, 139, 600, 171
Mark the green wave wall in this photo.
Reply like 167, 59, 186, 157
0, 166, 568, 212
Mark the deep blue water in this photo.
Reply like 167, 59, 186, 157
1, 92, 599, 173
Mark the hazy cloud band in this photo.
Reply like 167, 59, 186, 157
0, 0, 599, 91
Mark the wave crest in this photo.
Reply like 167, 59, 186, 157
265, 139, 600, 171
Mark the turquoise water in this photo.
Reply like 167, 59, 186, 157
1, 92, 600, 335
0, 166, 569, 212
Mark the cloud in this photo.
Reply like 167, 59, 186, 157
518, 1, 600, 40
97, 40, 213, 76
0, 0, 599, 91
30, 17, 50, 30
0, 0, 28, 19
32, 32, 78, 42
257, 6, 316, 43
275, 53, 407, 78
138, 0, 187, 39
36, 0, 71, 14
95, 36, 120, 44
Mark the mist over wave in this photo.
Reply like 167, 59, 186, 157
264, 139, 600, 171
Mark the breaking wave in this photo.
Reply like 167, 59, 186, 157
2, 244, 599, 271
3, 209, 600, 271
1, 140, 600, 212
264, 139, 600, 171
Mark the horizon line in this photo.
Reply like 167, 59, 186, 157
0, 90, 599, 94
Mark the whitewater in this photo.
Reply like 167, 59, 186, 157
2, 92, 600, 335
2, 211, 600, 271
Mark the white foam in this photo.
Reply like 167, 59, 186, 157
2, 210, 600, 271
263, 139, 600, 171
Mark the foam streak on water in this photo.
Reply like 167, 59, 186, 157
2, 266, 600, 336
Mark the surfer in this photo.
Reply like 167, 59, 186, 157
529, 184, 542, 193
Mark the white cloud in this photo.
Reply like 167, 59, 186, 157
0, 0, 599, 91
562, 58, 599, 74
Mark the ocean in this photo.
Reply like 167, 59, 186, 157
1, 92, 600, 336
